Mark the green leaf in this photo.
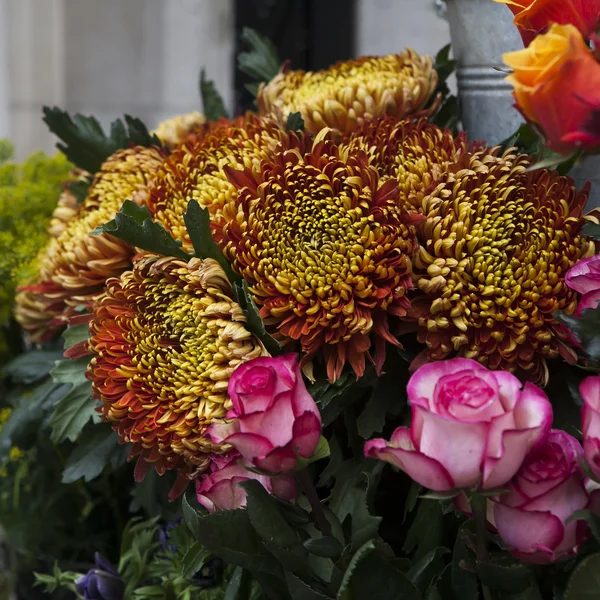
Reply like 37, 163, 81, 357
451, 523, 479, 600
286, 112, 305, 133
238, 28, 280, 85
2, 349, 64, 384
62, 425, 127, 483
240, 479, 303, 550
357, 350, 407, 439
403, 500, 444, 561
66, 178, 91, 204
303, 536, 343, 559
430, 96, 459, 134
583, 221, 600, 242
48, 381, 97, 443
183, 200, 240, 283
319, 370, 377, 426
499, 122, 542, 156
407, 547, 451, 594
297, 435, 330, 469
92, 200, 189, 259
200, 69, 229, 121
525, 151, 582, 174
224, 566, 251, 600
51, 357, 90, 386
182, 492, 280, 574
62, 324, 90, 349
349, 551, 421, 600
181, 541, 212, 579
555, 307, 600, 363
337, 541, 376, 599
477, 555, 532, 594
567, 510, 600, 544
233, 280, 281, 356
564, 552, 600, 600
284, 572, 331, 600
42, 107, 161, 173
433, 44, 456, 97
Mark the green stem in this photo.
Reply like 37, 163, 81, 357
296, 469, 332, 537
471, 494, 494, 600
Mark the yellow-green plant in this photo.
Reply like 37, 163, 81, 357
0, 141, 72, 357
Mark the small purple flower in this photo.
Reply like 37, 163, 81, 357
75, 553, 124, 600
158, 518, 182, 553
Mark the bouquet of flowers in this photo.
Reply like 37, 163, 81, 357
3, 2, 600, 598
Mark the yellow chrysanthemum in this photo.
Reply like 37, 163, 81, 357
87, 255, 267, 477
410, 149, 595, 385
258, 52, 438, 136
15, 145, 166, 342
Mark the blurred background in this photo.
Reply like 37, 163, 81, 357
0, 0, 449, 159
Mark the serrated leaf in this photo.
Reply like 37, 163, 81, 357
183, 200, 239, 283
51, 357, 90, 386
92, 200, 189, 259
564, 552, 600, 600
62, 425, 127, 483
408, 547, 451, 594
43, 107, 161, 173
477, 555, 532, 594
303, 536, 343, 559
62, 324, 90, 350
233, 280, 281, 356
285, 572, 331, 600
403, 500, 444, 560
238, 28, 280, 84
48, 381, 96, 443
199, 69, 229, 121
337, 541, 376, 599
451, 523, 479, 600
2, 349, 64, 384
286, 112, 305, 133
224, 566, 250, 600
181, 541, 212, 579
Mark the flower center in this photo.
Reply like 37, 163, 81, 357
436, 371, 496, 418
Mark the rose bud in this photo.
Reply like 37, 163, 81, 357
195, 452, 297, 512
207, 354, 322, 473
503, 23, 600, 154
494, 0, 600, 46
566, 254, 600, 316
364, 358, 552, 491
75, 554, 125, 600
581, 376, 600, 481
493, 430, 591, 564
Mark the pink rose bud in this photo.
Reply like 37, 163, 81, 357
493, 430, 590, 564
195, 452, 297, 513
364, 358, 552, 491
207, 354, 322, 473
566, 254, 600, 315
581, 375, 600, 481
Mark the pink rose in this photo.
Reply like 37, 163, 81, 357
581, 376, 600, 481
207, 354, 322, 473
493, 430, 590, 564
566, 254, 600, 315
195, 452, 297, 512
364, 358, 552, 491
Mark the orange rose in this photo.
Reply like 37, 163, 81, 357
504, 23, 600, 153
494, 0, 600, 46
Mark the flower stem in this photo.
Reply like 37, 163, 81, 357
471, 494, 494, 600
296, 469, 332, 537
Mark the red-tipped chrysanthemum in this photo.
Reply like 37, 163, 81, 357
341, 117, 471, 212
14, 146, 166, 341
410, 148, 595, 385
87, 255, 267, 478
220, 139, 418, 381
146, 114, 293, 253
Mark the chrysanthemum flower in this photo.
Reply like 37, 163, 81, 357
47, 170, 90, 238
152, 111, 206, 149
410, 149, 595, 385
341, 117, 470, 212
220, 139, 418, 381
258, 52, 438, 136
15, 146, 165, 341
147, 114, 290, 253
87, 255, 267, 477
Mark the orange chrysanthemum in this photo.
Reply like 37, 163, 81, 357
87, 255, 267, 477
146, 115, 291, 253
341, 117, 471, 213
220, 139, 418, 381
14, 146, 165, 341
258, 52, 439, 136
410, 148, 595, 385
